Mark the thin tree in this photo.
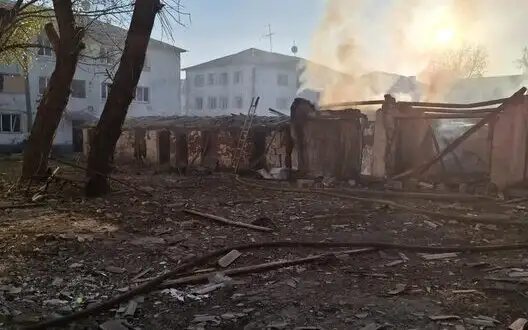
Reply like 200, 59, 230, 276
85, 0, 188, 196
420, 44, 489, 102
429, 44, 489, 79
20, 0, 85, 181
18, 0, 147, 181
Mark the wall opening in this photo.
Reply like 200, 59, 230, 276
134, 128, 146, 162
175, 133, 188, 168
250, 130, 267, 169
200, 130, 218, 167
158, 130, 171, 165
72, 120, 83, 153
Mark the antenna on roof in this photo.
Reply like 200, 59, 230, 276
261, 24, 274, 52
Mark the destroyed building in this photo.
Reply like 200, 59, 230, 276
82, 101, 367, 181
83, 86, 528, 195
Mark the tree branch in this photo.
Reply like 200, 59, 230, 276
44, 22, 59, 53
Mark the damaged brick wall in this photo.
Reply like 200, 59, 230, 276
187, 130, 202, 166
265, 129, 298, 169
96, 123, 290, 171
217, 129, 238, 168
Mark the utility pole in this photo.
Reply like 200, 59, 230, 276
262, 24, 274, 52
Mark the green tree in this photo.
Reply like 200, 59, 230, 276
0, 0, 50, 71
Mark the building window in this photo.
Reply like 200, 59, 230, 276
0, 74, 4, 92
195, 97, 203, 110
38, 76, 50, 94
234, 96, 243, 109
219, 72, 228, 86
234, 71, 243, 84
71, 79, 86, 98
101, 82, 112, 99
0, 113, 21, 132
37, 36, 53, 56
194, 74, 204, 87
208, 73, 215, 85
219, 96, 228, 109
277, 73, 289, 86
207, 96, 217, 109
134, 86, 150, 103
276, 98, 289, 109
99, 46, 114, 64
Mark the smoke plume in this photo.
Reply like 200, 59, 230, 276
303, 0, 528, 105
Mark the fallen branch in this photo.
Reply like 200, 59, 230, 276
21, 239, 528, 329
183, 208, 274, 232
0, 203, 46, 210
49, 157, 153, 196
159, 248, 377, 289
234, 176, 522, 225
502, 197, 528, 205
340, 187, 491, 201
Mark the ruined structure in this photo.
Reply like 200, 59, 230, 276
82, 87, 528, 195
289, 98, 366, 180
82, 98, 367, 181
370, 88, 528, 192
83, 115, 292, 171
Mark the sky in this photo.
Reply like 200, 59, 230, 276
151, 0, 324, 70
149, 0, 528, 80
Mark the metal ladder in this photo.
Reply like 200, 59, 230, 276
232, 96, 260, 172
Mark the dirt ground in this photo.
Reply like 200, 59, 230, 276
1, 158, 528, 330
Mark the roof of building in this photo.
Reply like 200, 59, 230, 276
183, 48, 299, 71
441, 74, 528, 103
86, 20, 186, 53
0, 0, 186, 52
84, 115, 289, 130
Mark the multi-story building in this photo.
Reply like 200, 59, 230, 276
182, 48, 301, 116
0, 20, 185, 152
181, 48, 424, 117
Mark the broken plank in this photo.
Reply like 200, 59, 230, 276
183, 208, 273, 232
0, 203, 46, 210
160, 248, 377, 289
509, 318, 528, 330
420, 252, 458, 260
218, 250, 242, 268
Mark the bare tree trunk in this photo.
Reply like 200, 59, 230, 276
20, 0, 84, 180
85, 0, 162, 197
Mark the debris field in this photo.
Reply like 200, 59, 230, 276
1, 161, 528, 330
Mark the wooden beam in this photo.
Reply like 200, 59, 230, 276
320, 100, 385, 108
413, 107, 500, 114
395, 113, 487, 120
430, 127, 446, 175
399, 97, 510, 109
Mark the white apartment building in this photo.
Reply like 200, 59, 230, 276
183, 48, 301, 117
0, 20, 185, 153
181, 48, 425, 117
